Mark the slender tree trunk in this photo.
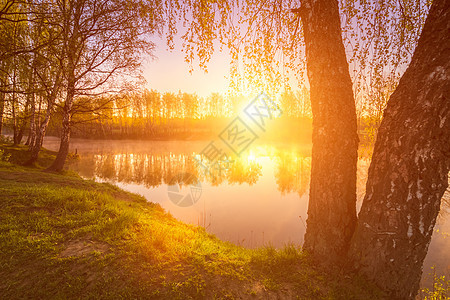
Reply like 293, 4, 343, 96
46, 101, 72, 172
36, 94, 42, 130
349, 0, 450, 298
12, 65, 18, 145
27, 96, 36, 147
25, 100, 54, 165
26, 59, 37, 147
16, 96, 31, 145
25, 70, 61, 165
25, 130, 31, 145
299, 0, 359, 265
47, 84, 75, 172
0, 84, 5, 136
47, 72, 75, 172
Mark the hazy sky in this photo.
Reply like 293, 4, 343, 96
143, 36, 230, 97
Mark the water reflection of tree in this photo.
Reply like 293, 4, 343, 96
274, 152, 311, 197
70, 152, 263, 187
69, 151, 449, 221
227, 159, 262, 185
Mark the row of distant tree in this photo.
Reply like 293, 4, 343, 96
42, 86, 382, 143
42, 88, 314, 140
0, 75, 389, 144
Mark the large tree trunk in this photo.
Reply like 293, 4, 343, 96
349, 0, 450, 298
300, 0, 359, 265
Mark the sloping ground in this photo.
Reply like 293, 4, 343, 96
0, 146, 384, 299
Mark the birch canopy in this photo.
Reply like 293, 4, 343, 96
159, 0, 431, 95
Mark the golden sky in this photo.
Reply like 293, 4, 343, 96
143, 36, 230, 97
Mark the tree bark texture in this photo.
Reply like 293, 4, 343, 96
300, 0, 359, 265
349, 0, 450, 298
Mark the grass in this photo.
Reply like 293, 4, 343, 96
0, 138, 59, 168
0, 142, 384, 299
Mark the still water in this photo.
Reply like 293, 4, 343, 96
43, 138, 449, 288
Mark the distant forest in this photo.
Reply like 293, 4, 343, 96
2, 86, 382, 143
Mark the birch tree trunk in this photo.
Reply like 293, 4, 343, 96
300, 0, 359, 265
27, 94, 36, 147
0, 83, 4, 136
25, 70, 61, 166
25, 100, 54, 165
26, 58, 37, 147
349, 0, 450, 298
46, 73, 74, 172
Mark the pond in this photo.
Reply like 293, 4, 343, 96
43, 137, 449, 289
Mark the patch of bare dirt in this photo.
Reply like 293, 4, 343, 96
60, 239, 109, 258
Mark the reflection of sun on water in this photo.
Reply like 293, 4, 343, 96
246, 152, 256, 163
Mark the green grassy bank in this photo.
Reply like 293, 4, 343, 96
0, 143, 384, 299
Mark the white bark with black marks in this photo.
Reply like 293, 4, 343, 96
349, 0, 450, 298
